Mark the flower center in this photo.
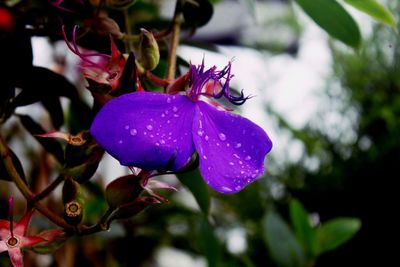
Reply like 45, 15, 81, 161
186, 61, 249, 105
65, 201, 82, 217
7, 236, 19, 248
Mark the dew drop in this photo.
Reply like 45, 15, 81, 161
229, 162, 234, 166
130, 129, 137, 136
239, 161, 243, 165
165, 110, 169, 114
226, 143, 230, 147
161, 113, 166, 117
233, 154, 240, 159
203, 155, 208, 160
118, 140, 123, 144
240, 170, 245, 174
235, 185, 241, 191
173, 114, 179, 118
146, 125, 153, 131
155, 142, 160, 146
167, 120, 171, 124
205, 135, 209, 141
173, 139, 177, 143
167, 97, 171, 103
160, 139, 165, 144
172, 106, 178, 112
216, 142, 220, 146
221, 186, 233, 192
197, 130, 204, 137
150, 134, 154, 138
124, 125, 129, 130
235, 143, 242, 148
245, 155, 251, 161
218, 133, 226, 141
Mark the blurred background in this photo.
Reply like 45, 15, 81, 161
1, 0, 399, 266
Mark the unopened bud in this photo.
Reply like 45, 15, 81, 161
136, 29, 160, 71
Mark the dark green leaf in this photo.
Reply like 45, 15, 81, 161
0, 148, 26, 183
344, 0, 396, 27
18, 115, 64, 163
176, 168, 210, 214
289, 199, 317, 257
316, 217, 361, 254
13, 66, 79, 107
295, 0, 361, 48
41, 97, 64, 129
262, 210, 305, 267
196, 216, 221, 267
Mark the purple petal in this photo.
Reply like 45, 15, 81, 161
192, 101, 272, 193
91, 92, 196, 171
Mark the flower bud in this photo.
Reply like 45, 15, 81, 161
105, 175, 143, 209
136, 29, 160, 71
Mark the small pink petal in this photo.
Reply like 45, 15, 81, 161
38, 229, 65, 242
14, 210, 34, 236
0, 240, 8, 253
8, 247, 23, 267
20, 236, 46, 248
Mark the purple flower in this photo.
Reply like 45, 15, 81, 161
90, 61, 272, 193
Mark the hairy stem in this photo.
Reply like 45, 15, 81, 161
30, 174, 65, 203
166, 2, 182, 82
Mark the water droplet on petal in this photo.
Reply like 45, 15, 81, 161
221, 186, 233, 192
218, 133, 226, 141
229, 162, 234, 166
245, 155, 251, 161
226, 143, 230, 147
124, 125, 129, 130
240, 171, 245, 174
161, 113, 165, 117
235, 185, 241, 191
167, 97, 171, 103
155, 142, 160, 146
167, 120, 171, 124
160, 139, 165, 144
173, 114, 179, 118
233, 154, 240, 159
146, 125, 153, 131
130, 129, 138, 136
118, 140, 123, 144
197, 130, 204, 137
172, 106, 178, 112
239, 161, 243, 165
150, 134, 154, 138
205, 135, 209, 141
235, 143, 242, 148
203, 155, 208, 160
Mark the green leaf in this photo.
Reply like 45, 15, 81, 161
262, 210, 305, 267
316, 217, 361, 254
344, 0, 396, 27
295, 0, 361, 48
289, 199, 317, 257
196, 216, 221, 267
176, 168, 210, 214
